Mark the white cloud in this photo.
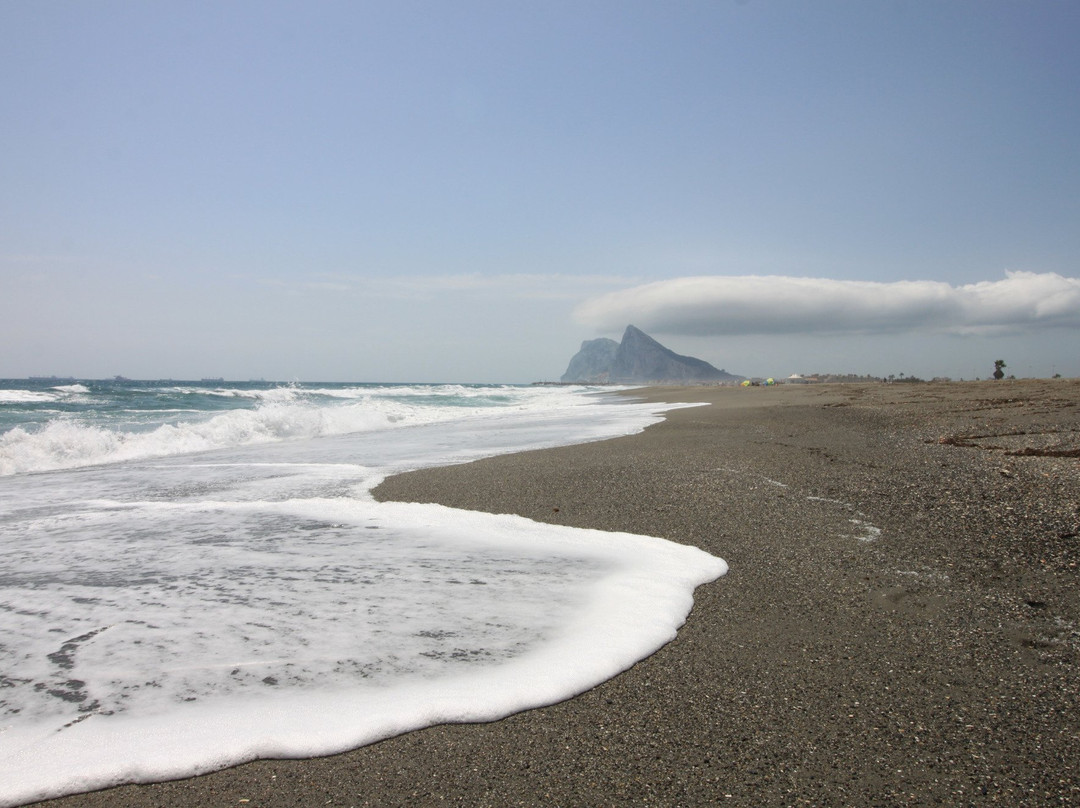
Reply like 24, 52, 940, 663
574, 271, 1080, 336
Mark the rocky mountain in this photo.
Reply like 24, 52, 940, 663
560, 336, 620, 384
560, 325, 741, 384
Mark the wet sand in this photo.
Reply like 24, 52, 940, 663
39, 380, 1080, 806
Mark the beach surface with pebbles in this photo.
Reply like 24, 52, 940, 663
38, 380, 1080, 807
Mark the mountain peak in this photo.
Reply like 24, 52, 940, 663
560, 326, 740, 384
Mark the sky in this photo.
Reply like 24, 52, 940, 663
2, 0, 1078, 383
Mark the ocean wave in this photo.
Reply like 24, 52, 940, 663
0, 390, 61, 404
196, 386, 303, 401
0, 388, 597, 476
0, 382, 717, 807
0, 385, 97, 405
0, 408, 363, 477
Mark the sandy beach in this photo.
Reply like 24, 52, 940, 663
38, 380, 1079, 807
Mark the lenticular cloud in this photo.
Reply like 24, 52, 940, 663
574, 271, 1080, 337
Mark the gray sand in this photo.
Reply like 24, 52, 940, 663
37, 380, 1080, 806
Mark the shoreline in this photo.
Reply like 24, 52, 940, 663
36, 380, 1080, 806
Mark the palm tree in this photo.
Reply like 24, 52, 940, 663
993, 359, 1006, 380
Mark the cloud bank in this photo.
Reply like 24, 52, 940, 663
574, 272, 1080, 337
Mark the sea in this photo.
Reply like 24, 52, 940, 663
0, 379, 726, 806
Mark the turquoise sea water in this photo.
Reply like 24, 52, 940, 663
0, 380, 542, 473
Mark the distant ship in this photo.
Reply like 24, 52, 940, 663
29, 375, 77, 382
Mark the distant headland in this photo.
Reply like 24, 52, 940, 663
560, 325, 743, 385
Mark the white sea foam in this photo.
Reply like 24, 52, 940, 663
0, 385, 92, 403
0, 385, 606, 476
0, 496, 723, 807
197, 385, 303, 401
0, 387, 727, 806
0, 390, 60, 404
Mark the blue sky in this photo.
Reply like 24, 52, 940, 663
3, 1, 1078, 382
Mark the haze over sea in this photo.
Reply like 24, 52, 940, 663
0, 379, 726, 806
